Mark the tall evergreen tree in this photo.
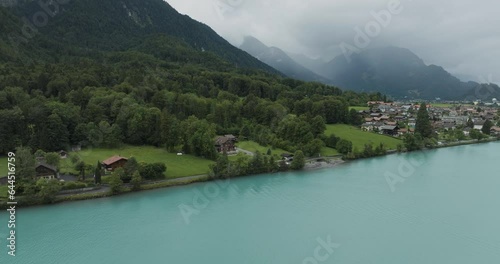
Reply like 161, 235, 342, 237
482, 120, 494, 135
15, 147, 36, 180
94, 161, 102, 184
466, 118, 474, 128
415, 103, 432, 138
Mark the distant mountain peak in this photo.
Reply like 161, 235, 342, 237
241, 36, 332, 83
317, 46, 482, 99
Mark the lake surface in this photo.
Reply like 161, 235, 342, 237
2, 142, 500, 263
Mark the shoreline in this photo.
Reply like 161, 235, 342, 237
1, 137, 498, 208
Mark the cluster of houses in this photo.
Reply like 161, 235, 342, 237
28, 154, 130, 181
360, 101, 500, 137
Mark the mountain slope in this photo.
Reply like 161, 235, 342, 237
319, 47, 495, 100
240, 36, 330, 83
287, 52, 329, 79
1, 0, 279, 73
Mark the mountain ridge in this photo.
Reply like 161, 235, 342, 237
240, 36, 331, 83
0, 0, 280, 74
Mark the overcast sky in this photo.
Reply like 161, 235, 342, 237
167, 0, 500, 83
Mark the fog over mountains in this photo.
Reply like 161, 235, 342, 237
168, 0, 500, 100
240, 36, 500, 100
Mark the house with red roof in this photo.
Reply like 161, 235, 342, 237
101, 156, 128, 172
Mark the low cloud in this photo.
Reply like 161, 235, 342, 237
167, 0, 500, 83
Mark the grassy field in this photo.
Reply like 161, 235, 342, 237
320, 147, 340, 156
61, 146, 214, 178
431, 103, 455, 108
325, 124, 402, 151
349, 106, 370, 111
0, 156, 7, 177
0, 185, 7, 199
236, 141, 289, 156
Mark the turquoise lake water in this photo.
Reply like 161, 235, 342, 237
1, 142, 500, 263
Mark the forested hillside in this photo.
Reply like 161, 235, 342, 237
0, 0, 384, 159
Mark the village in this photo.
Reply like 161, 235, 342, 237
359, 100, 500, 139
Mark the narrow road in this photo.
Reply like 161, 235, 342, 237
235, 147, 255, 156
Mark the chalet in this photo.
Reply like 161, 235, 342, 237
398, 128, 414, 136
102, 156, 128, 171
379, 125, 399, 136
491, 126, 500, 136
215, 135, 237, 153
473, 123, 484, 130
361, 123, 374, 132
35, 162, 59, 180
385, 121, 397, 126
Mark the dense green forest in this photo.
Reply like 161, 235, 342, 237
0, 1, 385, 159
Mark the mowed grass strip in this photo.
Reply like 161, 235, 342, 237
325, 124, 402, 151
61, 146, 214, 178
236, 141, 288, 156
349, 106, 370, 111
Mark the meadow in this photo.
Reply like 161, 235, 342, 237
236, 141, 288, 156
325, 124, 402, 151
60, 146, 214, 178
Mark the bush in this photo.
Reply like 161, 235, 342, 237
130, 171, 142, 191
36, 179, 62, 203
290, 150, 305, 170
109, 171, 123, 194
139, 162, 167, 180
336, 139, 353, 155
61, 181, 87, 190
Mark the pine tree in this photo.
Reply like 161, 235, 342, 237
466, 118, 474, 128
482, 120, 494, 135
94, 161, 102, 184
415, 103, 432, 138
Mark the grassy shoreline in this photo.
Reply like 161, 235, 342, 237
1, 138, 498, 209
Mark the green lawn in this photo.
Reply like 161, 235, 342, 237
236, 141, 288, 156
325, 124, 402, 151
0, 185, 7, 198
0, 156, 7, 177
61, 146, 214, 178
431, 103, 455, 108
321, 147, 340, 156
349, 106, 370, 111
